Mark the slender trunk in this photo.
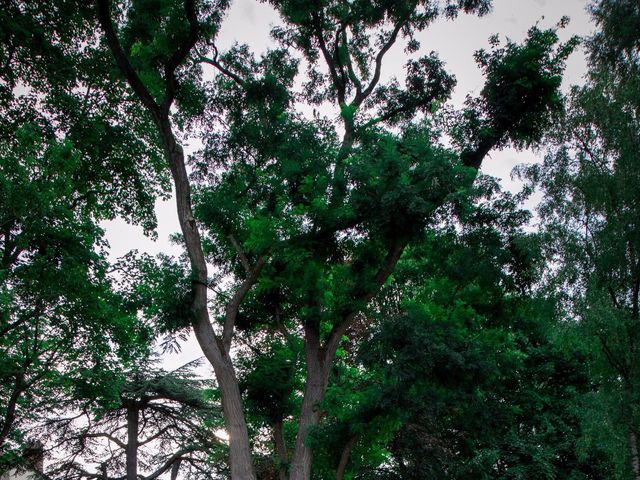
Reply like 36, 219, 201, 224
126, 405, 138, 480
630, 429, 640, 480
274, 420, 288, 480
289, 330, 330, 480
0, 378, 22, 448
162, 127, 256, 480
213, 356, 255, 480
96, 7, 256, 475
336, 436, 357, 480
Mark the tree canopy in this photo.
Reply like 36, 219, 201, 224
1, 0, 639, 479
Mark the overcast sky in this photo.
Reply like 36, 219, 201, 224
102, 0, 594, 369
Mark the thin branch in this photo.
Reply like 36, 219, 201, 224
198, 47, 246, 88
223, 257, 267, 352
228, 234, 251, 275
143, 446, 200, 480
357, 20, 405, 105
323, 241, 406, 363
162, 0, 200, 114
312, 13, 345, 106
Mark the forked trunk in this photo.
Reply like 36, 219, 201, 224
165, 134, 256, 480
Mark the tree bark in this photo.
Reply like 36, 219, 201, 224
289, 328, 330, 480
630, 429, 640, 480
274, 420, 288, 480
335, 436, 357, 480
126, 405, 139, 480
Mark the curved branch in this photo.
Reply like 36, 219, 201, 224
95, 0, 161, 120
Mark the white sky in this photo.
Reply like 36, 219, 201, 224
102, 0, 594, 370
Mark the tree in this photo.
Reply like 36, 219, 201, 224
0, 1, 167, 469
519, 0, 640, 477
46, 360, 224, 480
93, 0, 576, 477
307, 180, 612, 479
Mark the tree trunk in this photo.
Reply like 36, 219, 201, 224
213, 356, 256, 480
274, 420, 288, 480
289, 329, 330, 480
170, 459, 182, 480
336, 436, 357, 480
126, 406, 138, 480
162, 128, 256, 480
630, 429, 640, 480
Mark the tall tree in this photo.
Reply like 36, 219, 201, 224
520, 0, 640, 477
93, 1, 575, 478
0, 1, 166, 468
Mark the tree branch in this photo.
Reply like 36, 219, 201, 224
198, 47, 246, 88
223, 256, 267, 352
162, 0, 200, 114
228, 234, 251, 275
323, 241, 406, 363
95, 0, 161, 120
357, 20, 405, 105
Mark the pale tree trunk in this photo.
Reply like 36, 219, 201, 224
630, 429, 640, 480
96, 4, 257, 477
165, 139, 256, 480
125, 406, 138, 480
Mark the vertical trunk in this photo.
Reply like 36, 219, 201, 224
289, 330, 330, 480
335, 436, 357, 480
192, 315, 255, 479
630, 429, 640, 480
126, 405, 138, 480
274, 419, 288, 480
213, 357, 256, 480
